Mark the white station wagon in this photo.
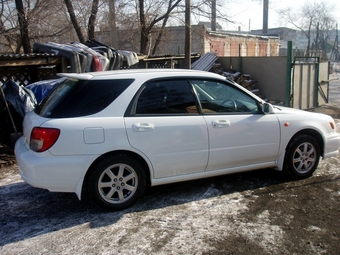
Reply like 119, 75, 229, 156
15, 69, 340, 211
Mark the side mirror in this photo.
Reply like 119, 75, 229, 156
262, 102, 274, 114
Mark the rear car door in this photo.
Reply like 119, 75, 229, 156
125, 79, 209, 179
191, 79, 281, 171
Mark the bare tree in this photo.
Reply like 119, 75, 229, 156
15, 0, 31, 53
63, 0, 110, 42
190, 0, 233, 27
88, 0, 99, 40
0, 0, 20, 53
278, 1, 337, 56
0, 0, 71, 53
137, 0, 181, 55
0, 0, 243, 55
99, 0, 235, 55
63, 0, 86, 42
151, 12, 170, 55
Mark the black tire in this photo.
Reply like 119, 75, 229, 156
88, 155, 146, 211
283, 134, 320, 179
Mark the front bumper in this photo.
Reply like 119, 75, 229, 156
323, 132, 340, 158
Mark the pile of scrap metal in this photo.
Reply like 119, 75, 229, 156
211, 63, 263, 99
191, 53, 262, 99
191, 53, 283, 105
33, 40, 139, 73
0, 79, 35, 145
0, 77, 69, 145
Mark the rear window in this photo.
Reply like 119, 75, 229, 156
36, 78, 133, 118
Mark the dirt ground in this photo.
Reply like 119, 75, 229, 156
1, 71, 340, 255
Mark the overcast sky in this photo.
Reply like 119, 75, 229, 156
200, 0, 340, 31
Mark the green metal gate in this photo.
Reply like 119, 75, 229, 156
291, 57, 329, 109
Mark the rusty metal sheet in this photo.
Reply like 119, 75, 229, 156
191, 52, 218, 71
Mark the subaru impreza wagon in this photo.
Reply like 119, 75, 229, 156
15, 69, 340, 211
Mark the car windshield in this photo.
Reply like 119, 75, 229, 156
36, 78, 134, 118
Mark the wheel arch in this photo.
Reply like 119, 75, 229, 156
82, 150, 152, 198
281, 129, 323, 178
276, 128, 324, 171
289, 129, 324, 156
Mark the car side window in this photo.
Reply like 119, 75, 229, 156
135, 79, 198, 114
191, 79, 260, 114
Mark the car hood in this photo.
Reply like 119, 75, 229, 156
272, 105, 334, 122
273, 105, 316, 115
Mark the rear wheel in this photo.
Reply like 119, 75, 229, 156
283, 134, 320, 179
88, 155, 146, 211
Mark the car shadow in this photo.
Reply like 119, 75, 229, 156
134, 168, 291, 212
0, 168, 292, 246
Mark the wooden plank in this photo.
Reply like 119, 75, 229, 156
0, 57, 61, 67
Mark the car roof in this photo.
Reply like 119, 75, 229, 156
57, 69, 226, 81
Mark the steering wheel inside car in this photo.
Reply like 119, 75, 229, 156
219, 99, 237, 112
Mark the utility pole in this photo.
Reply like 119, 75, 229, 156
184, 0, 191, 69
109, 0, 118, 48
337, 23, 339, 61
263, 0, 268, 35
211, 0, 216, 31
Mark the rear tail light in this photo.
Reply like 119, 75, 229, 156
30, 127, 60, 152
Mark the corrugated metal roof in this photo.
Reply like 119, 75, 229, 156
0, 53, 61, 68
191, 52, 218, 71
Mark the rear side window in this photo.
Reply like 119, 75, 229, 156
36, 78, 133, 118
135, 79, 198, 114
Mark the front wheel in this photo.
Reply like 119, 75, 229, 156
283, 134, 320, 179
88, 155, 146, 211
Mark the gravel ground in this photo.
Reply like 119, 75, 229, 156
1, 71, 340, 255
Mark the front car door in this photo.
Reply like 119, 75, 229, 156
191, 79, 281, 171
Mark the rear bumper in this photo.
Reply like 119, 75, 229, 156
14, 137, 96, 194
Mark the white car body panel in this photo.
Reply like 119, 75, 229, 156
274, 106, 340, 155
15, 137, 94, 193
203, 114, 281, 170
125, 115, 209, 178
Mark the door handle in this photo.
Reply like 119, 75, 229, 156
212, 120, 231, 128
132, 123, 154, 132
